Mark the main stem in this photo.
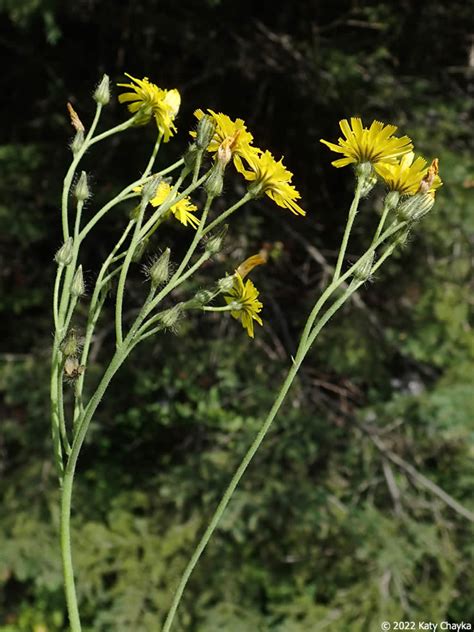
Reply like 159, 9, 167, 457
161, 282, 359, 632
60, 346, 130, 632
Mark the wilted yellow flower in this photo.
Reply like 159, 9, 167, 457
418, 158, 442, 197
225, 274, 263, 338
191, 109, 260, 173
150, 181, 200, 228
320, 118, 413, 168
376, 152, 442, 196
117, 74, 180, 142
243, 150, 305, 216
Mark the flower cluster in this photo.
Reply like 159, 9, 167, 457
191, 109, 305, 216
117, 76, 442, 340
320, 117, 442, 198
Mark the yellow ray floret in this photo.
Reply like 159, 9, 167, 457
225, 273, 263, 338
149, 181, 200, 228
191, 109, 261, 173
117, 73, 181, 142
243, 150, 305, 216
320, 117, 413, 168
376, 152, 443, 196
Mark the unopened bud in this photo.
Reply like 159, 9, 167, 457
158, 304, 183, 330
141, 175, 161, 206
217, 275, 236, 293
204, 162, 225, 198
184, 143, 199, 171
205, 225, 228, 255
352, 251, 375, 282
196, 115, 217, 150
71, 130, 85, 154
61, 329, 81, 358
71, 265, 85, 297
395, 228, 411, 247
55, 237, 74, 267
149, 248, 170, 287
75, 171, 90, 201
194, 289, 216, 307
93, 74, 110, 106
397, 193, 435, 223
132, 238, 148, 263
384, 191, 400, 211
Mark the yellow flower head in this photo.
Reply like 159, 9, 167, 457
150, 181, 200, 228
320, 117, 413, 168
224, 253, 266, 338
243, 150, 305, 216
225, 274, 263, 338
191, 109, 260, 173
376, 152, 443, 196
117, 74, 181, 142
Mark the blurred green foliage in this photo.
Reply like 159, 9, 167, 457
0, 1, 473, 630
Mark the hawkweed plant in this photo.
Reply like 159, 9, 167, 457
50, 73, 442, 631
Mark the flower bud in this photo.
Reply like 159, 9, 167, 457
141, 175, 161, 206
61, 329, 81, 358
93, 74, 110, 106
55, 237, 74, 267
397, 193, 435, 223
148, 248, 170, 287
71, 265, 85, 297
194, 289, 215, 305
205, 225, 228, 255
184, 143, 199, 171
132, 238, 148, 263
204, 162, 225, 198
70, 130, 85, 155
196, 115, 217, 150
384, 191, 400, 211
158, 304, 183, 330
75, 171, 90, 201
352, 251, 375, 282
217, 275, 236, 293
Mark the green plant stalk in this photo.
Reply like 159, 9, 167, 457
88, 116, 135, 146
161, 214, 410, 631
202, 192, 252, 236
161, 280, 363, 632
115, 200, 148, 346
332, 178, 363, 281
192, 149, 204, 183
61, 105, 102, 241
372, 197, 392, 245
60, 346, 129, 632
201, 304, 238, 312
53, 265, 65, 331
297, 219, 407, 354
74, 220, 135, 415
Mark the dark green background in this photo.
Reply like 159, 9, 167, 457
1, 1, 473, 630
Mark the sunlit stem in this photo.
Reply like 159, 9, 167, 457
333, 177, 364, 282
